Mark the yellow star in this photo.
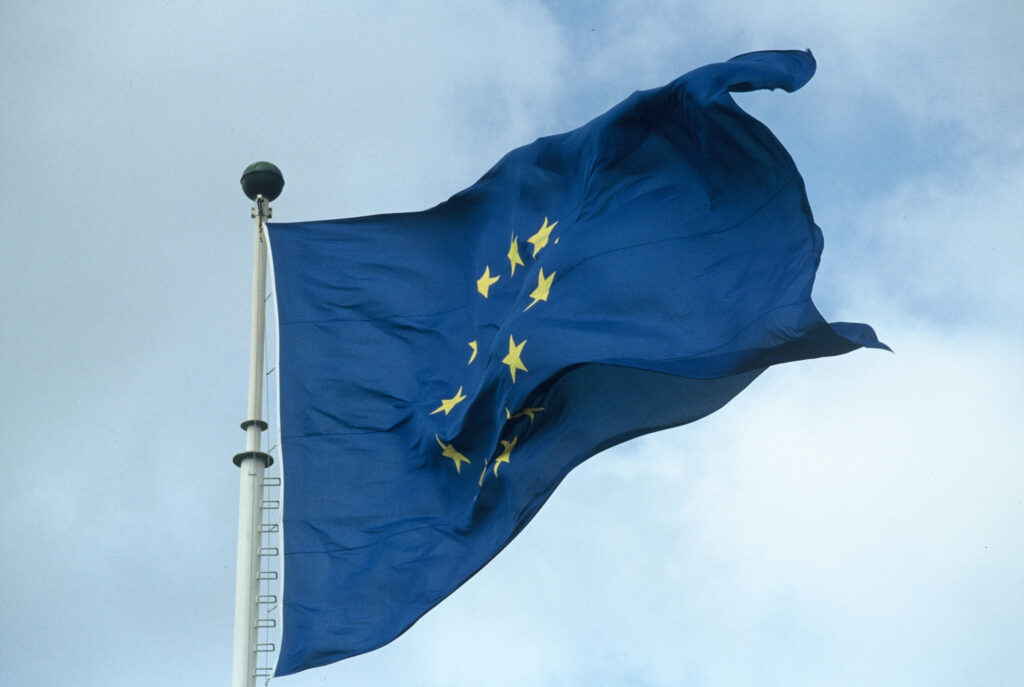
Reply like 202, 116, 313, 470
476, 265, 500, 298
510, 406, 545, 423
467, 340, 478, 364
493, 436, 518, 477
435, 435, 471, 474
507, 235, 524, 276
501, 335, 527, 382
527, 217, 557, 258
524, 267, 555, 311
430, 386, 467, 415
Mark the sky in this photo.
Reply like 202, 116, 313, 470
1, 1, 1022, 686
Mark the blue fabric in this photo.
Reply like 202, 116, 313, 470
267, 49, 887, 676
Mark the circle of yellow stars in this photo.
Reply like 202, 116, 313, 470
432, 216, 559, 481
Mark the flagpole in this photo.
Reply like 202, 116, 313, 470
232, 162, 284, 687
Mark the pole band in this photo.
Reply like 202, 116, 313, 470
241, 419, 269, 432
232, 451, 274, 468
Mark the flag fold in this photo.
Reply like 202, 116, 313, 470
268, 49, 886, 676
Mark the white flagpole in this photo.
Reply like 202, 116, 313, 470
232, 163, 284, 687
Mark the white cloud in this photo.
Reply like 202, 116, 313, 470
674, 325, 1024, 684
843, 155, 1024, 332
689, 0, 1024, 150
256, 1, 570, 218
3, 2, 1021, 685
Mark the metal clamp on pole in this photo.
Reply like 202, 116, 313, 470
231, 162, 284, 687
232, 451, 274, 468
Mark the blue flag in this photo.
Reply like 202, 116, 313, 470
267, 49, 887, 676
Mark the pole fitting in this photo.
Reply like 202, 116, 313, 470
232, 451, 274, 468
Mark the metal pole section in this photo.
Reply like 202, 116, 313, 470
232, 195, 273, 687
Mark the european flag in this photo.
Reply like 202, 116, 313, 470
268, 49, 886, 676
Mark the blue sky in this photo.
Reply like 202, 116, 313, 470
1, 2, 1021, 685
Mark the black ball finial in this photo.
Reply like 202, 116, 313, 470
241, 161, 284, 201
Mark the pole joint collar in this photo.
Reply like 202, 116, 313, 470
232, 451, 274, 468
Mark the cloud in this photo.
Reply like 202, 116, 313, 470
685, 0, 1024, 149
2, 2, 1020, 685
254, 1, 570, 218
840, 156, 1024, 332
674, 324, 1024, 684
